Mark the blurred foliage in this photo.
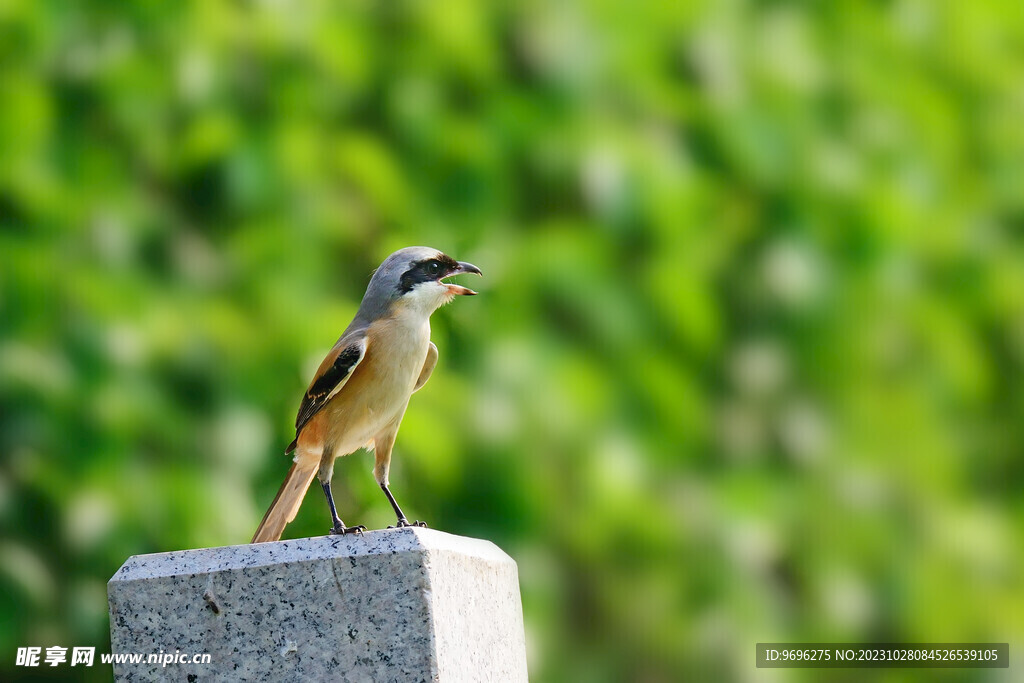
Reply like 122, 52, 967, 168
2, 0, 1024, 681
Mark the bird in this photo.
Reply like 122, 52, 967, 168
251, 246, 482, 543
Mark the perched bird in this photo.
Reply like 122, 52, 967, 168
252, 246, 482, 543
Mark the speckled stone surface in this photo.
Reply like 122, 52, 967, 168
107, 528, 528, 682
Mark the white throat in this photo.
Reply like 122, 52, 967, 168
398, 281, 453, 319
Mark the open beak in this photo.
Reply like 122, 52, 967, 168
443, 261, 483, 296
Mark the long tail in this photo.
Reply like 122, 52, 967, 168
251, 452, 318, 543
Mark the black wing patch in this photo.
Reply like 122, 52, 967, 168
291, 340, 366, 447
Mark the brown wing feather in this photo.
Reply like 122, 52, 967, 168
287, 334, 367, 453
413, 342, 438, 393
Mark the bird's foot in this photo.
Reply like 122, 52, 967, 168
388, 518, 428, 529
330, 523, 366, 536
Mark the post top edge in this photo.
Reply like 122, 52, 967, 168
108, 527, 514, 584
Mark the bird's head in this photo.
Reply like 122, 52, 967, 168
361, 246, 482, 319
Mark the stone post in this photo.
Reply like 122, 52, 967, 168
107, 527, 528, 682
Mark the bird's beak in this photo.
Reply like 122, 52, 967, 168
456, 261, 483, 277
444, 261, 483, 296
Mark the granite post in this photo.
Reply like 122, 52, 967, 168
107, 527, 528, 682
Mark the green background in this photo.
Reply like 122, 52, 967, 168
1, 1, 1022, 681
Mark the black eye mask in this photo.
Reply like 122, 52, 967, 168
398, 255, 459, 294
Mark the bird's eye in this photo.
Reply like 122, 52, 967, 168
426, 260, 443, 276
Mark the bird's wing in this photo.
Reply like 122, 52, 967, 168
413, 342, 438, 393
293, 333, 368, 438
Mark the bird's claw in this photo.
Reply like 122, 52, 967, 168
388, 519, 428, 529
330, 524, 366, 536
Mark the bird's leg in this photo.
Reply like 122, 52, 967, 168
374, 427, 427, 529
381, 484, 427, 528
321, 480, 365, 535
